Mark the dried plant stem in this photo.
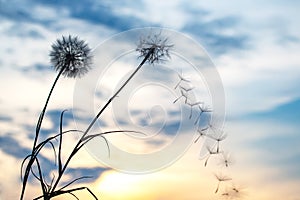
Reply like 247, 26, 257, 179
34, 67, 65, 151
20, 67, 65, 200
49, 47, 155, 194
84, 47, 154, 136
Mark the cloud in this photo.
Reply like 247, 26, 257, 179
0, 128, 108, 198
0, 0, 34, 22
0, 134, 30, 158
248, 131, 300, 177
64, 167, 108, 184
21, 63, 53, 75
240, 98, 300, 123
4, 23, 45, 39
238, 99, 300, 180
0, 115, 12, 122
183, 15, 249, 55
225, 117, 300, 188
0, 0, 150, 31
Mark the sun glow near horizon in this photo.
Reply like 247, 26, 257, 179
91, 149, 218, 200
95, 170, 159, 200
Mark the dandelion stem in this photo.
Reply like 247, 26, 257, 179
84, 47, 154, 137
50, 47, 155, 194
20, 67, 65, 200
34, 67, 64, 151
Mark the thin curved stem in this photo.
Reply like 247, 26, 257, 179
34, 67, 65, 150
20, 67, 65, 200
83, 47, 154, 137
50, 48, 154, 194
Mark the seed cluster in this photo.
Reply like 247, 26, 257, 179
136, 32, 174, 64
50, 35, 92, 78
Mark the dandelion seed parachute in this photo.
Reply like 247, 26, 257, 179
50, 35, 92, 78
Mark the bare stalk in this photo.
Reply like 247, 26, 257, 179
50, 47, 155, 193
20, 67, 65, 200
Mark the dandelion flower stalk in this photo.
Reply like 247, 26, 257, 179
34, 35, 92, 149
20, 35, 92, 200
20, 68, 65, 200
83, 32, 173, 137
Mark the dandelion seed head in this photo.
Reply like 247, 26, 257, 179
136, 32, 174, 64
50, 35, 92, 78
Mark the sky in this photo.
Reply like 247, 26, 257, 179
0, 0, 300, 199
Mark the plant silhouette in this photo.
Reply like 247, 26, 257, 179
20, 32, 173, 200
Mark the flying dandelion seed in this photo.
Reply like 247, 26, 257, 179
203, 145, 219, 167
174, 71, 190, 89
179, 85, 194, 92
187, 101, 203, 119
194, 104, 212, 125
207, 130, 227, 153
194, 126, 209, 143
173, 89, 188, 104
221, 183, 245, 199
50, 35, 92, 78
218, 152, 234, 168
136, 32, 174, 64
214, 173, 232, 194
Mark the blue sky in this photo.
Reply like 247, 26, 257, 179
0, 0, 300, 199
